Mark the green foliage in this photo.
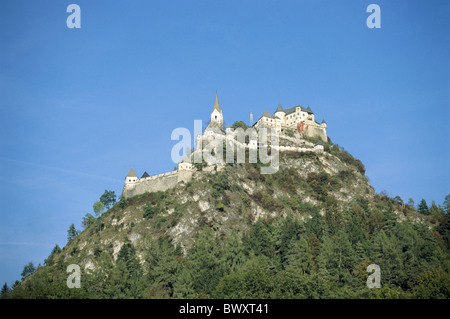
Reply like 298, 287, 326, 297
325, 143, 365, 175
93, 201, 105, 217
444, 194, 450, 214
436, 213, 450, 251
44, 245, 62, 266
143, 203, 158, 219
1, 282, 10, 299
414, 268, 450, 299
100, 190, 117, 210
105, 242, 144, 298
67, 223, 80, 242
216, 202, 225, 211
118, 196, 129, 209
284, 128, 295, 137
20, 262, 36, 280
417, 199, 430, 215
82, 213, 96, 229
7, 178, 450, 300
231, 121, 248, 130
211, 173, 230, 198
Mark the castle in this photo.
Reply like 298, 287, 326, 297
122, 94, 327, 199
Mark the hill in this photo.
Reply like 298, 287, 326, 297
4, 132, 450, 299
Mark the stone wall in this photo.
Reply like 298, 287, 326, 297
122, 171, 183, 199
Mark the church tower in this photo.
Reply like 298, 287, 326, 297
210, 93, 223, 130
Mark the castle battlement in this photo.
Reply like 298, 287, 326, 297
122, 94, 327, 199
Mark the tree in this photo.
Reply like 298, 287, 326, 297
242, 219, 274, 258
417, 199, 429, 215
21, 262, 36, 280
93, 201, 105, 217
414, 268, 450, 299
1, 283, 10, 299
320, 231, 357, 287
231, 121, 248, 130
443, 194, 450, 214
429, 201, 445, 216
222, 231, 246, 273
370, 230, 403, 288
145, 237, 183, 297
100, 190, 117, 210
105, 242, 144, 298
187, 227, 225, 296
394, 196, 403, 204
407, 198, 415, 207
285, 237, 313, 275
67, 223, 80, 242
44, 244, 61, 266
82, 213, 96, 229
307, 233, 321, 269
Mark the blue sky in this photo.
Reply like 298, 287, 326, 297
0, 0, 448, 286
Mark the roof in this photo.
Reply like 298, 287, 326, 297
262, 110, 273, 118
212, 93, 222, 113
306, 106, 313, 114
321, 119, 326, 124
126, 168, 138, 178
275, 104, 284, 113
283, 106, 297, 115
315, 141, 323, 146
141, 171, 150, 178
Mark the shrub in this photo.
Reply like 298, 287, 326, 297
143, 203, 158, 219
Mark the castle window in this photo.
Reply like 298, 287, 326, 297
215, 116, 217, 119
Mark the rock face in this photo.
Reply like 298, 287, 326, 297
59, 136, 384, 271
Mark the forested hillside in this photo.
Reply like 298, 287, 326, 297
2, 137, 449, 299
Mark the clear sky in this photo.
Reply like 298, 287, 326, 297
0, 0, 448, 286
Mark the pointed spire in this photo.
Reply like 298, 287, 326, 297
262, 110, 272, 118
126, 168, 138, 178
213, 92, 222, 112
141, 171, 149, 178
275, 104, 284, 113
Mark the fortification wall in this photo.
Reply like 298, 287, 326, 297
122, 171, 180, 199
304, 125, 327, 142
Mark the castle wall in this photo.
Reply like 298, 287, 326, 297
122, 171, 181, 199
304, 125, 327, 142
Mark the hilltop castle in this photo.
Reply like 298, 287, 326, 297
122, 94, 328, 198
204, 93, 327, 141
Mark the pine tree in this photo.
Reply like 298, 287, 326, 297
319, 231, 357, 287
44, 244, 61, 266
242, 219, 274, 258
285, 237, 313, 275
187, 227, 225, 296
417, 199, 429, 215
1, 282, 10, 299
370, 230, 403, 288
145, 237, 183, 297
67, 223, 80, 242
105, 242, 143, 298
222, 231, 245, 273
307, 233, 321, 270
21, 262, 36, 280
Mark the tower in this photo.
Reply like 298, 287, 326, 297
125, 168, 138, 184
210, 93, 223, 130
